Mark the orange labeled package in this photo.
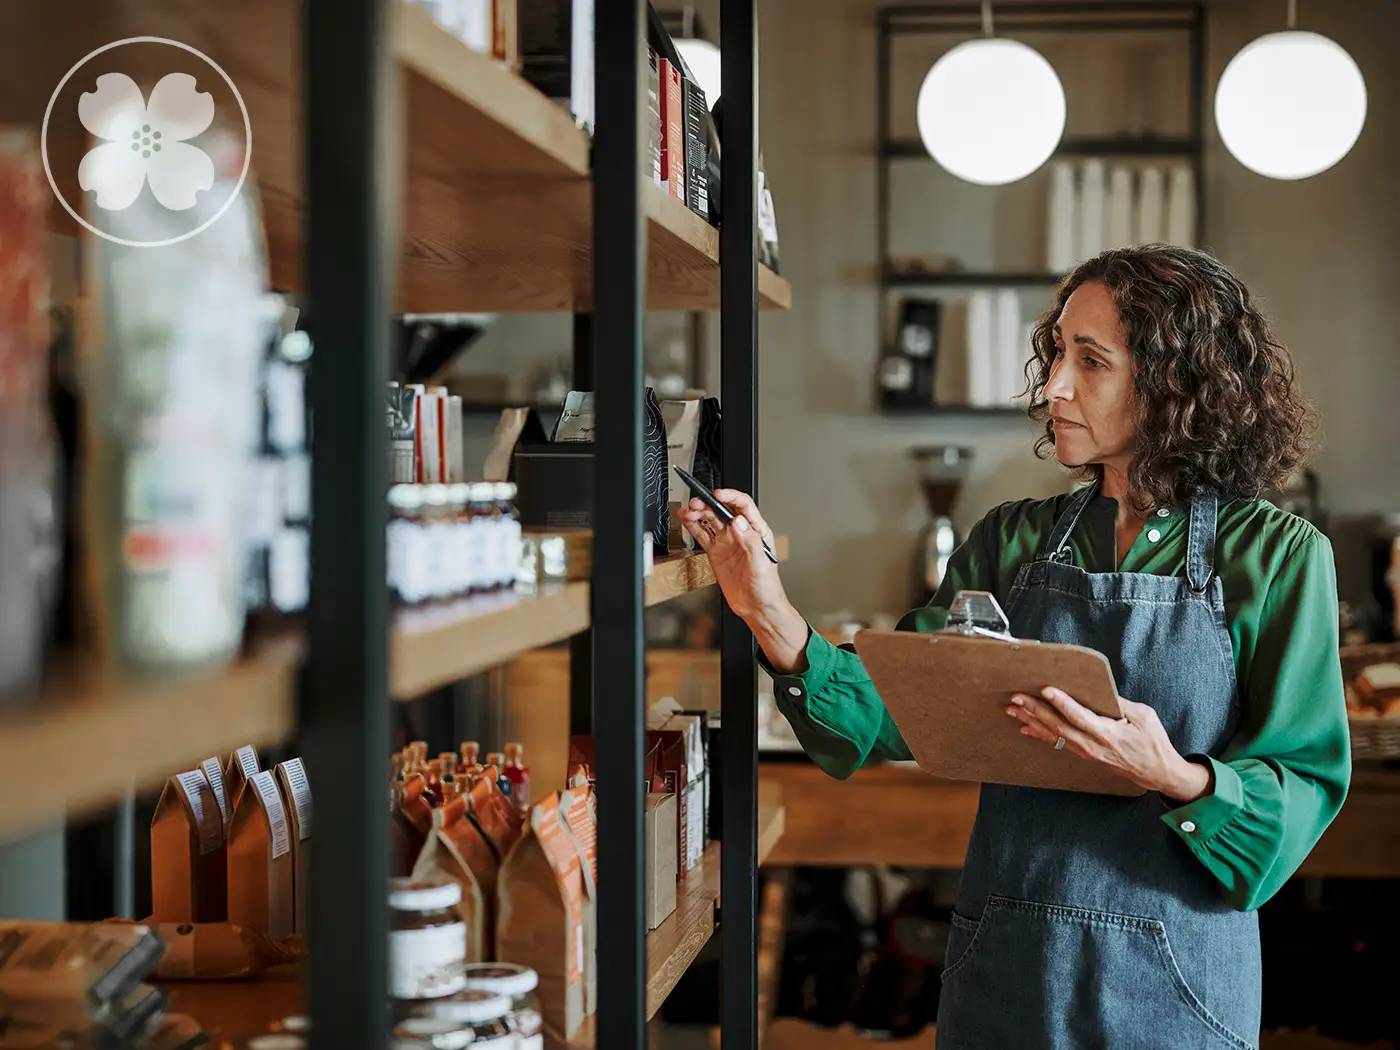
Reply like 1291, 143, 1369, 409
497, 793, 587, 1044
412, 795, 499, 963
559, 782, 598, 1017
150, 771, 227, 923
274, 759, 313, 937
469, 769, 522, 857
226, 770, 295, 941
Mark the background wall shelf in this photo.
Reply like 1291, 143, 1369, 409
880, 135, 1198, 160
881, 268, 1066, 288
879, 403, 1029, 418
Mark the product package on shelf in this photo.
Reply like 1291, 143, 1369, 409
274, 758, 314, 936
199, 756, 232, 837
0, 921, 164, 1014
649, 698, 706, 869
0, 982, 168, 1050
224, 745, 261, 815
226, 769, 295, 942
659, 57, 685, 201
558, 779, 598, 1016
692, 398, 723, 492
412, 794, 500, 963
757, 155, 781, 274
89, 126, 268, 677
660, 399, 703, 550
518, 0, 595, 133
509, 389, 670, 556
879, 299, 940, 409
151, 770, 227, 923
1077, 159, 1105, 260
0, 129, 57, 707
496, 794, 590, 1044
682, 76, 709, 219
1046, 160, 1077, 272
147, 921, 304, 981
387, 480, 523, 605
644, 792, 679, 929
388, 382, 419, 484
647, 47, 662, 184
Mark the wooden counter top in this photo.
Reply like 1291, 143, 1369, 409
760, 762, 1400, 878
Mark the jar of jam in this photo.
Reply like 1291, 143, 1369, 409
389, 876, 467, 1009
420, 484, 451, 601
492, 482, 522, 590
411, 988, 514, 1048
461, 963, 543, 1049
390, 1016, 476, 1050
387, 484, 426, 606
466, 482, 495, 593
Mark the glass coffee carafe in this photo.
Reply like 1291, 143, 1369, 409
912, 446, 973, 606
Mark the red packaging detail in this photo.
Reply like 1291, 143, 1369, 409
123, 529, 219, 566
659, 60, 685, 202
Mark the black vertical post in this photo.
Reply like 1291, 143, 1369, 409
592, 3, 648, 1049
571, 312, 595, 736
720, 0, 759, 1047
305, 0, 393, 1047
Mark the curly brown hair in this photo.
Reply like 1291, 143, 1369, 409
1025, 244, 1316, 511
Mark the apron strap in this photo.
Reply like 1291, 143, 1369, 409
1186, 493, 1219, 593
1041, 482, 1099, 565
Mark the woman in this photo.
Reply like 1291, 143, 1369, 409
681, 244, 1350, 1049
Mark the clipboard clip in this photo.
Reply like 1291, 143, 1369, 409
941, 590, 1015, 640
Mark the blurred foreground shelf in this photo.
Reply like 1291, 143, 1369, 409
0, 651, 297, 839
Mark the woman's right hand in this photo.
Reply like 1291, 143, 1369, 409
679, 490, 811, 673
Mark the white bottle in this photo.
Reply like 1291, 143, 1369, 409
1135, 166, 1165, 244
994, 290, 1023, 406
1166, 166, 1196, 248
1078, 160, 1106, 260
1107, 166, 1134, 250
966, 292, 996, 408
1046, 161, 1077, 272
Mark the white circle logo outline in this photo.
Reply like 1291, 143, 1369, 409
41, 36, 253, 249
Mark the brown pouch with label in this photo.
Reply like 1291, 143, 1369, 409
227, 770, 295, 941
412, 796, 498, 963
558, 783, 598, 1018
497, 794, 587, 1044
469, 769, 522, 855
148, 921, 305, 980
223, 746, 261, 814
151, 770, 227, 922
274, 759, 314, 937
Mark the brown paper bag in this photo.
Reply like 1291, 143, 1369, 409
226, 770, 295, 941
151, 771, 227, 923
412, 796, 499, 963
274, 759, 313, 937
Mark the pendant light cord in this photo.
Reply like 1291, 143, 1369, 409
1287, 0, 1297, 29
982, 0, 995, 36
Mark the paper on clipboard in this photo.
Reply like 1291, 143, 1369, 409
854, 591, 1144, 797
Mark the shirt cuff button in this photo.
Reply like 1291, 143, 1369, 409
787, 685, 802, 697
1180, 820, 1198, 834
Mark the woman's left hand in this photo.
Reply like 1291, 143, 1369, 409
1007, 688, 1214, 802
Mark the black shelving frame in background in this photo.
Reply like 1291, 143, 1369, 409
299, 1, 767, 1048
875, 2, 1205, 413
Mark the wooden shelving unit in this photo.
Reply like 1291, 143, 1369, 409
0, 653, 298, 840
881, 268, 1065, 288
880, 134, 1197, 159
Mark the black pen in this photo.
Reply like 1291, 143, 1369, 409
672, 464, 780, 564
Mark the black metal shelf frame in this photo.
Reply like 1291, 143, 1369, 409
300, 3, 766, 1048
876, 1, 1207, 324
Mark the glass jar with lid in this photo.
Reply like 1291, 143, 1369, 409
466, 483, 496, 593
389, 875, 467, 1010
446, 483, 471, 598
420, 484, 451, 602
410, 988, 514, 1048
462, 962, 542, 1049
387, 484, 426, 607
492, 483, 522, 591
390, 1016, 477, 1050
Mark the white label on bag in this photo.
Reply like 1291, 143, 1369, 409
250, 770, 291, 860
278, 759, 314, 840
388, 923, 467, 999
177, 771, 222, 855
200, 759, 230, 830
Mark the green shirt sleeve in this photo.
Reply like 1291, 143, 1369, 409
1158, 526, 1351, 911
764, 508, 1004, 779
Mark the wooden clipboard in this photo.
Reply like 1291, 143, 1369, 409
853, 629, 1145, 797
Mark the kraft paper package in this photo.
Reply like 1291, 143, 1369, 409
223, 745, 260, 814
469, 766, 523, 855
558, 781, 598, 1016
198, 756, 231, 837
412, 794, 500, 963
661, 398, 703, 551
274, 759, 314, 936
0, 921, 164, 1015
0, 983, 167, 1050
150, 770, 227, 923
497, 793, 588, 1044
148, 921, 305, 980
226, 770, 295, 942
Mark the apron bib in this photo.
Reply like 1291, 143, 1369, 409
935, 485, 1261, 1050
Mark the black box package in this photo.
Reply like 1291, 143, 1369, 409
682, 78, 709, 219
510, 388, 671, 555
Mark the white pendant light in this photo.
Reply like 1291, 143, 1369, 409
915, 2, 1066, 186
675, 37, 721, 105
1214, 0, 1366, 180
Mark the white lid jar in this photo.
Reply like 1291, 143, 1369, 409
462, 962, 542, 1049
388, 876, 467, 1005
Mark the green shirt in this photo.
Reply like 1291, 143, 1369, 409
772, 494, 1351, 912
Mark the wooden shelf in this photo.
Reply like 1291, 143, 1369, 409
569, 803, 786, 1048
0, 652, 297, 839
392, 541, 792, 700
882, 134, 1198, 159
882, 268, 1065, 288
23, 2, 788, 314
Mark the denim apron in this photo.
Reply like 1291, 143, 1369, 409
934, 484, 1261, 1050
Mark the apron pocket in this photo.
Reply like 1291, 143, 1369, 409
940, 896, 1256, 1050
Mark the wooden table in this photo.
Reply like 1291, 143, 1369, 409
761, 762, 1400, 877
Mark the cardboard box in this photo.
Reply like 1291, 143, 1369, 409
648, 48, 662, 185
659, 58, 684, 201
227, 770, 295, 942
274, 759, 313, 937
150, 771, 227, 923
682, 76, 709, 219
644, 793, 678, 930
415, 385, 443, 484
